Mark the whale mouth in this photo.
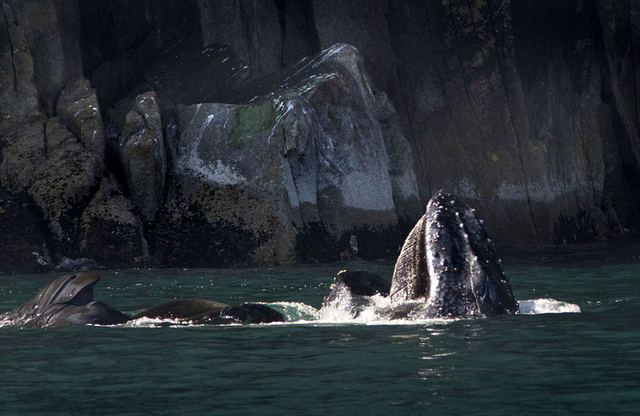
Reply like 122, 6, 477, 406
53, 273, 100, 307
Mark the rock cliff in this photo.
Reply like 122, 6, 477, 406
1, 0, 638, 273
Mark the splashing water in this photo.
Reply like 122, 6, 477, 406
112, 297, 581, 330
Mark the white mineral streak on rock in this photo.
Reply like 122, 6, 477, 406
496, 177, 595, 202
178, 106, 246, 185
189, 158, 245, 185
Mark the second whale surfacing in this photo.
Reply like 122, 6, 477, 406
323, 191, 519, 319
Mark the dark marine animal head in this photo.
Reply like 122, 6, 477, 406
2, 272, 130, 328
389, 191, 519, 317
321, 270, 391, 318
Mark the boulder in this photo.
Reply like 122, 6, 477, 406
3, 0, 83, 116
80, 175, 148, 268
56, 78, 106, 165
119, 91, 166, 221
28, 118, 102, 255
156, 43, 420, 266
0, 0, 40, 137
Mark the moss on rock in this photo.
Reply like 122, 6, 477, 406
229, 102, 279, 148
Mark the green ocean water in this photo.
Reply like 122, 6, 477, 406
1, 244, 639, 416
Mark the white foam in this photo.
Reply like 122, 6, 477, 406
518, 298, 581, 314
0, 316, 12, 328
120, 317, 201, 328
266, 301, 319, 321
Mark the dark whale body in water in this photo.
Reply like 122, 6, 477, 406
133, 299, 285, 324
1, 273, 130, 328
323, 191, 519, 318
2, 274, 284, 327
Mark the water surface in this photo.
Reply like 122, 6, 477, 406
1, 245, 639, 415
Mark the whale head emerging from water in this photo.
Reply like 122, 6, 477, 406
390, 191, 519, 317
2, 272, 130, 328
320, 191, 519, 319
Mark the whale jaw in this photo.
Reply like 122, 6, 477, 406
390, 191, 519, 318
3, 273, 130, 328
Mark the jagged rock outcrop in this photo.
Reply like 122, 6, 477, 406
119, 91, 166, 221
155, 44, 419, 266
2, 0, 640, 273
57, 79, 106, 165
29, 118, 102, 253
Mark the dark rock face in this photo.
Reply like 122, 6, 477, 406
197, 0, 282, 77
79, 175, 148, 268
380, 0, 621, 244
1, 0, 640, 273
119, 91, 166, 221
3, 0, 83, 116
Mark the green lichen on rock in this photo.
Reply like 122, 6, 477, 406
229, 102, 279, 148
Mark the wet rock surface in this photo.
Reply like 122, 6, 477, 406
119, 92, 166, 222
1, 0, 640, 273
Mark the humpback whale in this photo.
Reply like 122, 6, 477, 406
2, 274, 284, 327
133, 299, 285, 324
322, 191, 519, 318
1, 272, 130, 328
